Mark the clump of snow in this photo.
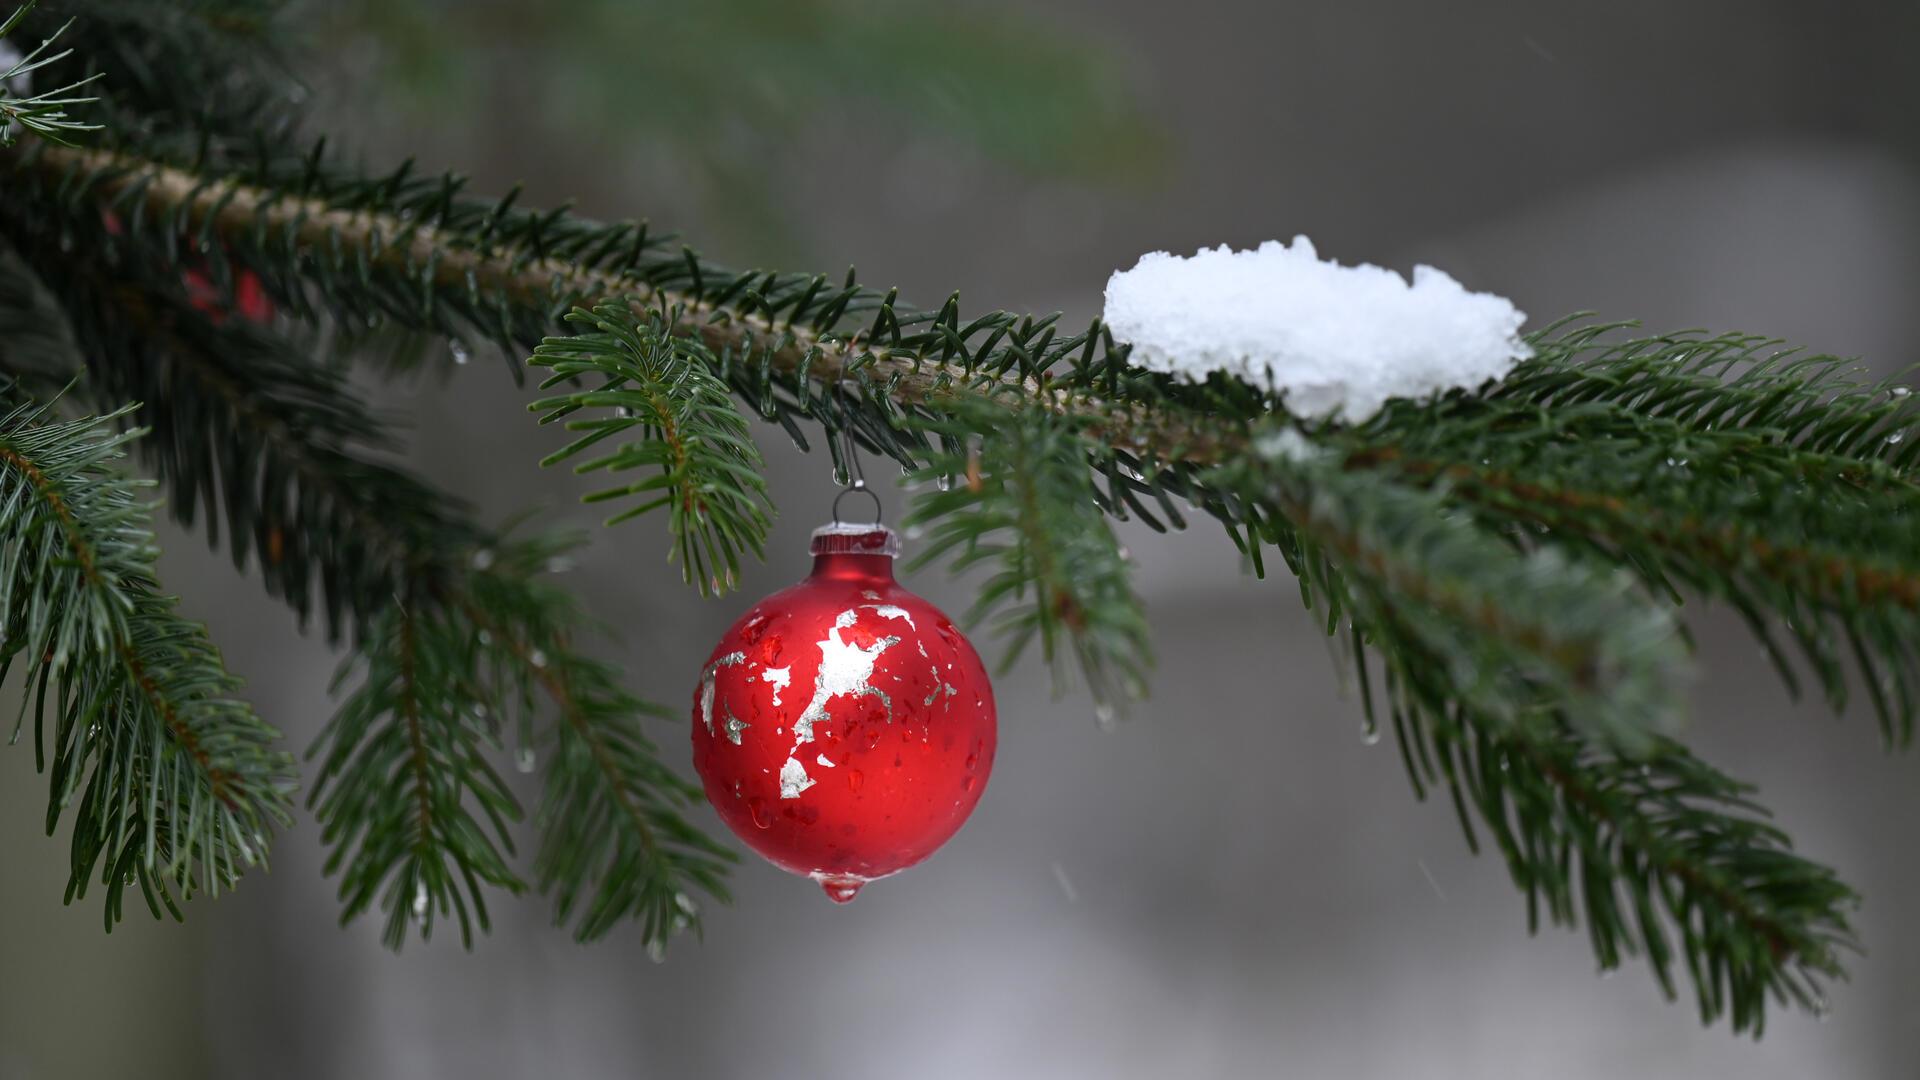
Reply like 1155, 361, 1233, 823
1103, 237, 1531, 423
1251, 427, 1321, 463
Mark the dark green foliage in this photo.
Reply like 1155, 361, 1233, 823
1213, 431, 1857, 1031
308, 530, 734, 951
0, 0, 1913, 1035
530, 303, 773, 596
906, 398, 1152, 711
1228, 431, 1685, 751
0, 4, 100, 147
0, 396, 295, 925
312, 0, 1162, 254
0, 199, 473, 639
309, 591, 524, 950
1339, 324, 1920, 745
462, 534, 736, 944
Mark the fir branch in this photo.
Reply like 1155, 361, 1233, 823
0, 4, 100, 148
1226, 431, 1685, 752
1335, 326, 1920, 743
308, 588, 524, 950
0, 395, 294, 925
529, 303, 772, 597
0, 190, 736, 948
905, 397, 1152, 711
308, 531, 734, 951
0, 204, 474, 638
1366, 601, 1857, 1035
0, 241, 83, 397
18, 0, 295, 146
460, 535, 735, 946
1219, 434, 1857, 1033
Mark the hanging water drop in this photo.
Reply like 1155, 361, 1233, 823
546, 556, 575, 574
448, 338, 472, 365
1887, 431, 1905, 445
815, 874, 865, 904
1360, 715, 1381, 745
470, 548, 495, 571
529, 648, 549, 669
515, 747, 537, 773
1892, 386, 1911, 399
832, 463, 850, 486
476, 628, 493, 646
646, 939, 668, 964
1093, 702, 1117, 732
412, 882, 429, 921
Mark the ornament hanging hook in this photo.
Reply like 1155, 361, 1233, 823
831, 375, 883, 527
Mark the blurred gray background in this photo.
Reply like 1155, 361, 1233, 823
4, 1, 1919, 1077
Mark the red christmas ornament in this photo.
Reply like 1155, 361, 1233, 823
691, 519, 997, 902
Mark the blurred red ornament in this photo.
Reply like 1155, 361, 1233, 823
101, 211, 274, 325
183, 263, 274, 325
691, 520, 996, 903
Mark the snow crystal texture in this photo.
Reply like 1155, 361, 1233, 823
1102, 237, 1531, 423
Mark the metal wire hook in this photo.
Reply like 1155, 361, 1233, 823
831, 379, 881, 525
831, 484, 883, 526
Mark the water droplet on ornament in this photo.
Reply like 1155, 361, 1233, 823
961, 775, 976, 792
448, 338, 472, 365
470, 548, 495, 570
515, 747, 537, 773
847, 769, 865, 791
1093, 702, 1117, 732
817, 875, 865, 903
747, 797, 774, 829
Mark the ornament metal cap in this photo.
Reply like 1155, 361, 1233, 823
808, 521, 901, 558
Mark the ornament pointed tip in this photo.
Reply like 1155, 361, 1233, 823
814, 874, 866, 904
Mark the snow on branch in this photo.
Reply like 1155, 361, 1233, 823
1103, 237, 1531, 422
